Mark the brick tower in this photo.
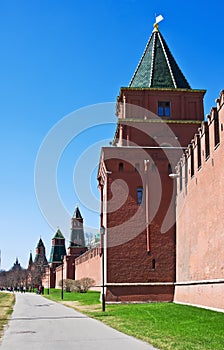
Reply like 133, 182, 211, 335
66, 205, 88, 279
70, 205, 86, 248
47, 229, 67, 288
49, 229, 67, 265
98, 19, 205, 302
34, 238, 48, 267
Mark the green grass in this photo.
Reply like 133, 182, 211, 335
0, 292, 15, 340
44, 288, 100, 305
44, 289, 224, 350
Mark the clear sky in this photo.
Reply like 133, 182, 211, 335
0, 0, 223, 270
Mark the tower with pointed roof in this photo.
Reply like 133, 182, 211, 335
64, 205, 88, 280
34, 238, 48, 267
43, 229, 67, 288
70, 205, 85, 247
49, 229, 67, 264
26, 239, 49, 289
129, 22, 191, 89
28, 251, 33, 269
97, 18, 206, 302
11, 257, 22, 271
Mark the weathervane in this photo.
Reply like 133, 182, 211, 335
153, 14, 164, 32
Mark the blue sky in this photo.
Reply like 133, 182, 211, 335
0, 0, 223, 270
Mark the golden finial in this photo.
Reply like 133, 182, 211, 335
153, 23, 159, 32
153, 14, 164, 32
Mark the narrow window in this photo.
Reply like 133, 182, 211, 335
179, 166, 182, 192
184, 154, 188, 186
214, 110, 220, 147
158, 101, 171, 117
119, 162, 123, 172
152, 259, 156, 270
137, 187, 143, 205
197, 135, 201, 169
205, 122, 210, 160
190, 145, 194, 177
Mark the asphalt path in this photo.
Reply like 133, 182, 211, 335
0, 293, 158, 350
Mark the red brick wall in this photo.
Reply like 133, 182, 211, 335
100, 147, 177, 301
75, 246, 102, 290
77, 87, 205, 302
115, 89, 205, 150
66, 246, 88, 280
175, 90, 224, 310
117, 88, 205, 121
106, 284, 174, 302
55, 264, 64, 289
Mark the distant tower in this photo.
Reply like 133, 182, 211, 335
28, 251, 33, 269
11, 257, 21, 271
66, 205, 88, 280
49, 229, 67, 264
34, 238, 48, 267
70, 205, 85, 247
47, 229, 67, 288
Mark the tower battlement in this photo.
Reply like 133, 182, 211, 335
175, 89, 224, 311
176, 90, 224, 191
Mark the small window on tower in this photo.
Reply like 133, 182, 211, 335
158, 101, 171, 117
137, 187, 143, 205
119, 162, 124, 172
152, 259, 156, 270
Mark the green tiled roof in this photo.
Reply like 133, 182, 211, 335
129, 29, 191, 89
54, 229, 65, 239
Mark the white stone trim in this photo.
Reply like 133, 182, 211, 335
174, 301, 224, 313
175, 279, 224, 286
106, 282, 174, 286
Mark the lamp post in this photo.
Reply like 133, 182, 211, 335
61, 255, 64, 300
100, 225, 105, 312
144, 160, 150, 253
47, 266, 50, 295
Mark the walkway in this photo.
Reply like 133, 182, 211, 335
0, 293, 158, 350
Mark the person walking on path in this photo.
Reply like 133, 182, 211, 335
0, 293, 158, 350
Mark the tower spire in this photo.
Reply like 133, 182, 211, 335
129, 16, 191, 89
70, 205, 85, 247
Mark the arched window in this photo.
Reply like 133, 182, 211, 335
119, 162, 123, 172
137, 187, 143, 205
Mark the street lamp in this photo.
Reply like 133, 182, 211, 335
169, 173, 180, 179
47, 266, 50, 295
61, 255, 64, 300
100, 226, 106, 312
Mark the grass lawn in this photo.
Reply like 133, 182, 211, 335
0, 292, 15, 340
44, 289, 224, 350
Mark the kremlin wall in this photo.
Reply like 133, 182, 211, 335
40, 21, 224, 311
174, 90, 224, 311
